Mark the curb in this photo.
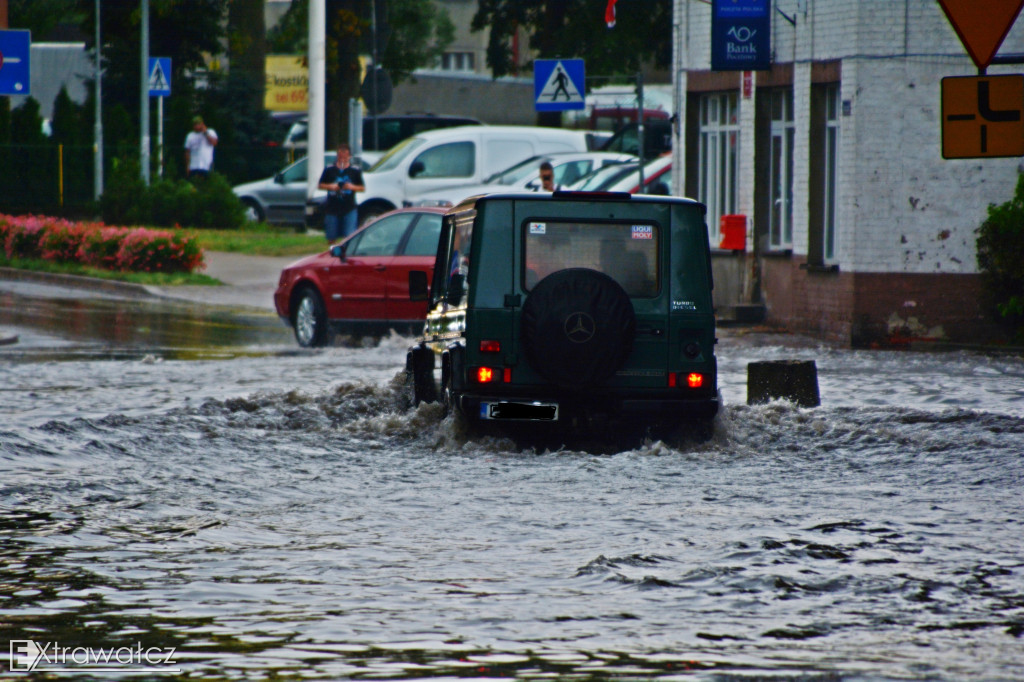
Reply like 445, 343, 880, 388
0, 267, 159, 299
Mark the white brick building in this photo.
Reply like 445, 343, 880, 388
671, 0, 1024, 345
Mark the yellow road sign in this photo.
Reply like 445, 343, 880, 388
942, 75, 1024, 159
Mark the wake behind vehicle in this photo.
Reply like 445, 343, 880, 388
404, 191, 718, 442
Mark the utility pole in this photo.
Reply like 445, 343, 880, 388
140, 0, 150, 184
94, 0, 104, 200
307, 0, 326, 202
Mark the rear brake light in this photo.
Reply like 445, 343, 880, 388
480, 340, 501, 353
477, 367, 494, 383
687, 373, 704, 388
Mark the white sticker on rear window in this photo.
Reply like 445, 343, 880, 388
632, 225, 653, 240
529, 222, 546, 235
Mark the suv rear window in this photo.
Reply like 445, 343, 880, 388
524, 220, 659, 297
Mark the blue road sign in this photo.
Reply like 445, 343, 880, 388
148, 57, 172, 97
535, 59, 585, 112
0, 30, 31, 96
711, 0, 771, 71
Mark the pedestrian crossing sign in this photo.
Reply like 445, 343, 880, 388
148, 57, 171, 97
534, 59, 585, 112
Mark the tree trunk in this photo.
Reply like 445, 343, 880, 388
227, 0, 267, 113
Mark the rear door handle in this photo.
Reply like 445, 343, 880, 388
374, 265, 386, 272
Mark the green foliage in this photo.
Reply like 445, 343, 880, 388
100, 158, 244, 230
977, 173, 1024, 340
472, 0, 672, 80
101, 158, 149, 226
10, 0, 87, 40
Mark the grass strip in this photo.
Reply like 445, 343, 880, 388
0, 256, 221, 286
182, 225, 325, 257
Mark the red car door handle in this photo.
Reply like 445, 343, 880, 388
374, 265, 386, 272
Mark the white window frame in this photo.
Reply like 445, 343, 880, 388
823, 84, 840, 262
698, 92, 740, 244
769, 89, 795, 250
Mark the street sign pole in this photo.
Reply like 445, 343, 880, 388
157, 95, 163, 178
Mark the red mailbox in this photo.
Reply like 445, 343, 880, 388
719, 214, 747, 251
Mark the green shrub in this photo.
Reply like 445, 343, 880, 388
101, 158, 148, 226
100, 163, 244, 229
977, 173, 1024, 340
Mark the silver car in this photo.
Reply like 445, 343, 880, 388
232, 152, 378, 228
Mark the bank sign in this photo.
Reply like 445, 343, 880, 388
711, 0, 771, 71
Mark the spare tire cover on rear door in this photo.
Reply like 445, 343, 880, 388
521, 268, 636, 389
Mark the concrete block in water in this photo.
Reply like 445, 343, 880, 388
747, 360, 820, 407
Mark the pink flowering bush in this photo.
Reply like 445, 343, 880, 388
0, 213, 205, 274
79, 227, 128, 270
39, 220, 97, 263
2, 214, 48, 260
115, 228, 203, 273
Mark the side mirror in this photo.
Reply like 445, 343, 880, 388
409, 270, 429, 301
409, 160, 426, 178
330, 244, 347, 260
649, 181, 670, 196
274, 172, 285, 184
446, 273, 465, 306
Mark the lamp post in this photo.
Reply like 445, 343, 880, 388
140, 0, 150, 185
94, 0, 103, 199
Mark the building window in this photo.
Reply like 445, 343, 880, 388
698, 92, 739, 243
440, 52, 475, 72
769, 89, 794, 249
823, 84, 840, 262
809, 82, 840, 266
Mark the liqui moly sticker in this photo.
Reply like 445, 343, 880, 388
632, 225, 654, 239
529, 222, 547, 235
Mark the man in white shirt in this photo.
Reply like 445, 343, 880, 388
184, 115, 218, 179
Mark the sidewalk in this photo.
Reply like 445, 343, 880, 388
0, 251, 301, 313
148, 251, 301, 311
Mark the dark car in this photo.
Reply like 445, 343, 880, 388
283, 114, 482, 153
274, 207, 446, 346
600, 119, 673, 159
404, 191, 718, 442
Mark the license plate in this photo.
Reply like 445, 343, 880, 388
480, 401, 559, 421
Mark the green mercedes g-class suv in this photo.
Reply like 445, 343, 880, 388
405, 191, 718, 439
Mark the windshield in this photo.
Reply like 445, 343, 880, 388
569, 162, 637, 191
369, 136, 427, 173
483, 156, 543, 185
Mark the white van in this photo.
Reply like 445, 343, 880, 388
308, 125, 590, 225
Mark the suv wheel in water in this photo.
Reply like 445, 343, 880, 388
405, 345, 438, 406
293, 287, 329, 348
521, 268, 636, 388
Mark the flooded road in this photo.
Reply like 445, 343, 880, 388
2, 286, 1024, 680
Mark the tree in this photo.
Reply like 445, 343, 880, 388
227, 0, 267, 114
472, 0, 672, 80
10, 0, 86, 40
268, 0, 453, 148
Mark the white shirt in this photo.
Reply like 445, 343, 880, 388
184, 129, 218, 171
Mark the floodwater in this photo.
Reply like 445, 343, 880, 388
2, 287, 1024, 680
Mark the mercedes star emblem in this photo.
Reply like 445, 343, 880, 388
564, 312, 596, 343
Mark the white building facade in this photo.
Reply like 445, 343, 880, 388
671, 0, 1024, 346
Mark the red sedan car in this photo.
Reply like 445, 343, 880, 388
274, 207, 445, 346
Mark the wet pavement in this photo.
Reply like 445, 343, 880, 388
2, 261, 1024, 681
